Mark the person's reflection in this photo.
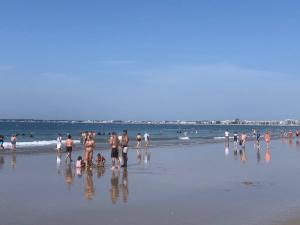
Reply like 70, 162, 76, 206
97, 166, 105, 179
224, 146, 229, 156
257, 149, 261, 163
85, 170, 95, 200
144, 151, 151, 164
56, 152, 62, 175
137, 151, 142, 164
120, 168, 129, 203
110, 170, 120, 204
296, 140, 300, 150
288, 139, 293, 146
64, 164, 74, 189
240, 149, 247, 163
265, 146, 271, 163
11, 153, 16, 169
233, 150, 238, 160
0, 156, 4, 169
76, 167, 83, 177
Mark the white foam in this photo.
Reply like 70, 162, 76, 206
2, 140, 81, 149
179, 136, 190, 140
214, 137, 234, 140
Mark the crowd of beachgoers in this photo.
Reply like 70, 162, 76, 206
1, 128, 299, 170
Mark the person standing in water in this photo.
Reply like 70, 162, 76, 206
265, 130, 271, 148
136, 133, 142, 152
109, 132, 120, 170
144, 132, 150, 148
65, 135, 74, 163
56, 133, 62, 151
241, 132, 247, 149
233, 131, 238, 153
84, 135, 95, 167
11, 135, 17, 150
0, 135, 4, 150
224, 129, 230, 145
256, 130, 261, 148
121, 130, 129, 168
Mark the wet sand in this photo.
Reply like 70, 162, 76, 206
1, 138, 300, 225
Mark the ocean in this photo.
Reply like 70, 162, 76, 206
0, 122, 298, 151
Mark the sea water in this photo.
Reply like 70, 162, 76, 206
0, 121, 297, 151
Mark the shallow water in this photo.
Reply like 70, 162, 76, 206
1, 139, 300, 225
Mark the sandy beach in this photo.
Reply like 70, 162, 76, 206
1, 139, 300, 225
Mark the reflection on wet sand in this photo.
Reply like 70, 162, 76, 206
257, 149, 261, 163
144, 151, 151, 164
265, 147, 271, 163
11, 153, 16, 169
64, 164, 74, 189
85, 170, 95, 200
0, 156, 4, 169
240, 149, 247, 163
120, 168, 129, 203
57, 152, 62, 175
97, 166, 105, 179
110, 170, 120, 204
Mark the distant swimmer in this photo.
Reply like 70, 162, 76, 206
65, 135, 74, 163
56, 133, 62, 151
144, 132, 150, 148
0, 135, 4, 150
11, 135, 17, 150
296, 130, 300, 137
29, 132, 34, 138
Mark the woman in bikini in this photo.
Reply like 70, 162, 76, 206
85, 135, 95, 167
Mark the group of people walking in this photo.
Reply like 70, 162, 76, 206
225, 129, 271, 151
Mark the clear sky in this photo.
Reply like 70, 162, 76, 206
0, 0, 299, 120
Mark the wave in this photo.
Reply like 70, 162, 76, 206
213, 136, 234, 140
2, 140, 81, 149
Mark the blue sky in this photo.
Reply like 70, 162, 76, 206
0, 0, 299, 120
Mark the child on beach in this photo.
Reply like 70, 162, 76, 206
76, 156, 86, 168
96, 153, 106, 167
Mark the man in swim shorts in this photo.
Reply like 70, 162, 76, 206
121, 130, 129, 168
65, 134, 74, 162
110, 132, 120, 169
